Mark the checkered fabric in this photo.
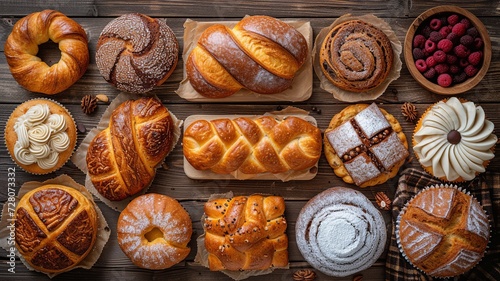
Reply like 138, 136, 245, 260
385, 168, 500, 281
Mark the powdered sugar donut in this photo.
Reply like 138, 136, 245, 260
295, 187, 386, 277
117, 193, 192, 269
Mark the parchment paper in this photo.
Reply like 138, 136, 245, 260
313, 14, 403, 102
71, 93, 183, 212
176, 18, 313, 102
194, 192, 289, 280
183, 106, 320, 181
0, 174, 110, 278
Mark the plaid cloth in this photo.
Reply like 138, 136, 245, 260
385, 168, 500, 281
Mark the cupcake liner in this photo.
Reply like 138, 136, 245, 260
71, 92, 183, 212
313, 14, 402, 102
0, 174, 110, 278
4, 98, 78, 175
396, 183, 491, 278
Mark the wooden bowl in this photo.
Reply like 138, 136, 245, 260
404, 5, 491, 95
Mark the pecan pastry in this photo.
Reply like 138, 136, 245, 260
319, 20, 393, 92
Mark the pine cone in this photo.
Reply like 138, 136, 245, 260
375, 192, 391, 211
401, 102, 418, 123
81, 94, 98, 114
293, 269, 317, 281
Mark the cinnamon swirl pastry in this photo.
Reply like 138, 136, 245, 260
319, 20, 393, 92
296, 187, 386, 277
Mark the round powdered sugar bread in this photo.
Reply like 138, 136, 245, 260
295, 187, 386, 277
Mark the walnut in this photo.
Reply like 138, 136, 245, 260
375, 192, 391, 210
293, 269, 316, 281
401, 102, 418, 123
81, 94, 97, 114
353, 274, 363, 281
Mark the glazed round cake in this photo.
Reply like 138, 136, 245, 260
295, 187, 386, 277
319, 20, 393, 92
413, 97, 497, 182
117, 193, 192, 270
324, 103, 409, 187
397, 184, 490, 278
4, 99, 77, 174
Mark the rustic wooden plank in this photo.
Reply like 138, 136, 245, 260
1, 17, 500, 105
407, 0, 500, 17
0, 0, 97, 17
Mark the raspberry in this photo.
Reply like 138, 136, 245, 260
435, 63, 449, 74
429, 31, 443, 42
468, 51, 483, 66
452, 23, 467, 36
433, 50, 447, 63
446, 54, 458, 65
460, 35, 474, 47
439, 26, 452, 38
426, 56, 437, 68
461, 18, 471, 29
446, 32, 459, 44
430, 18, 442, 30
413, 34, 426, 48
425, 39, 437, 53
437, 73, 452, 87
415, 59, 428, 72
437, 39, 454, 53
447, 14, 460, 26
474, 37, 484, 49
454, 44, 470, 58
459, 58, 470, 68
467, 27, 479, 38
453, 72, 467, 84
423, 67, 437, 80
464, 65, 478, 77
421, 25, 432, 38
413, 48, 426, 60
450, 64, 461, 74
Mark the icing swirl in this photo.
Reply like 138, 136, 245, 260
414, 97, 497, 181
13, 102, 71, 169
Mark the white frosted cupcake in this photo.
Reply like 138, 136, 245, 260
5, 99, 77, 174
413, 97, 497, 182
295, 187, 386, 277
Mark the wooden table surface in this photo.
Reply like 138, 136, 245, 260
0, 1, 499, 280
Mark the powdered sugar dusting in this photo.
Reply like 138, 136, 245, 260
344, 153, 381, 185
467, 199, 490, 240
295, 187, 386, 277
400, 220, 442, 262
413, 187, 455, 219
326, 121, 362, 157
354, 103, 390, 138
429, 249, 481, 276
370, 132, 409, 170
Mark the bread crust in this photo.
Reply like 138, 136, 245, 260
319, 20, 393, 92
186, 15, 308, 98
15, 184, 98, 273
323, 103, 408, 187
86, 97, 175, 201
4, 10, 89, 94
117, 193, 192, 270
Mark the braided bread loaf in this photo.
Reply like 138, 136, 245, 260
4, 10, 89, 94
96, 13, 178, 94
15, 184, 98, 273
202, 195, 288, 271
183, 116, 322, 175
186, 15, 308, 98
319, 20, 393, 92
86, 97, 176, 201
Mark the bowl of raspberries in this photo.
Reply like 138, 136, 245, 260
405, 5, 491, 95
